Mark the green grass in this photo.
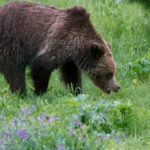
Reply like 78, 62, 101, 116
0, 0, 150, 149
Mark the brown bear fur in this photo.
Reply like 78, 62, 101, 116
0, 2, 120, 95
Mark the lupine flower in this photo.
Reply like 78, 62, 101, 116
11, 119, 18, 125
0, 140, 2, 144
56, 146, 64, 150
2, 133, 7, 138
70, 128, 74, 134
115, 137, 120, 143
39, 114, 60, 123
68, 128, 74, 136
31, 105, 36, 109
39, 114, 47, 121
48, 117, 60, 122
74, 120, 82, 127
21, 105, 36, 115
21, 108, 31, 115
16, 129, 29, 139
2, 133, 11, 139
42, 131, 46, 136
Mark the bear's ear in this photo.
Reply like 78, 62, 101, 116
107, 42, 111, 49
90, 43, 104, 59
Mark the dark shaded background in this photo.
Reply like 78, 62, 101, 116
130, 0, 150, 8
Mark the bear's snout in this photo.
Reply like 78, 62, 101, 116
106, 88, 111, 94
104, 82, 120, 94
112, 83, 120, 93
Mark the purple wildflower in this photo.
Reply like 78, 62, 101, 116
14, 129, 18, 133
2, 133, 11, 139
70, 128, 74, 134
68, 128, 74, 136
56, 146, 64, 150
39, 114, 47, 120
11, 119, 18, 125
2, 133, 7, 138
74, 120, 82, 127
42, 131, 46, 136
48, 117, 60, 122
39, 114, 60, 123
21, 108, 31, 115
17, 129, 29, 139
0, 140, 2, 144
31, 105, 36, 109
115, 137, 120, 143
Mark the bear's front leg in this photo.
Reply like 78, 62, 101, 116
60, 61, 82, 95
31, 56, 51, 95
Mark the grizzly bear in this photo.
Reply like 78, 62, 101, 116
0, 2, 120, 95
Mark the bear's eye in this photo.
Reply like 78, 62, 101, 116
106, 72, 113, 79
109, 72, 113, 77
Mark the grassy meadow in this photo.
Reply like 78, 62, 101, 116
0, 0, 150, 149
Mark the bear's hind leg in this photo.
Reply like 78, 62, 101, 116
60, 61, 82, 95
4, 66, 26, 95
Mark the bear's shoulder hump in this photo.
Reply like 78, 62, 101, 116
67, 5, 90, 19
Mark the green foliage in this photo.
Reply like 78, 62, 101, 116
118, 52, 150, 80
129, 53, 150, 80
72, 97, 134, 134
0, 94, 135, 149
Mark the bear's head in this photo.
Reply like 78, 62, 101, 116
80, 39, 120, 94
66, 5, 120, 94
